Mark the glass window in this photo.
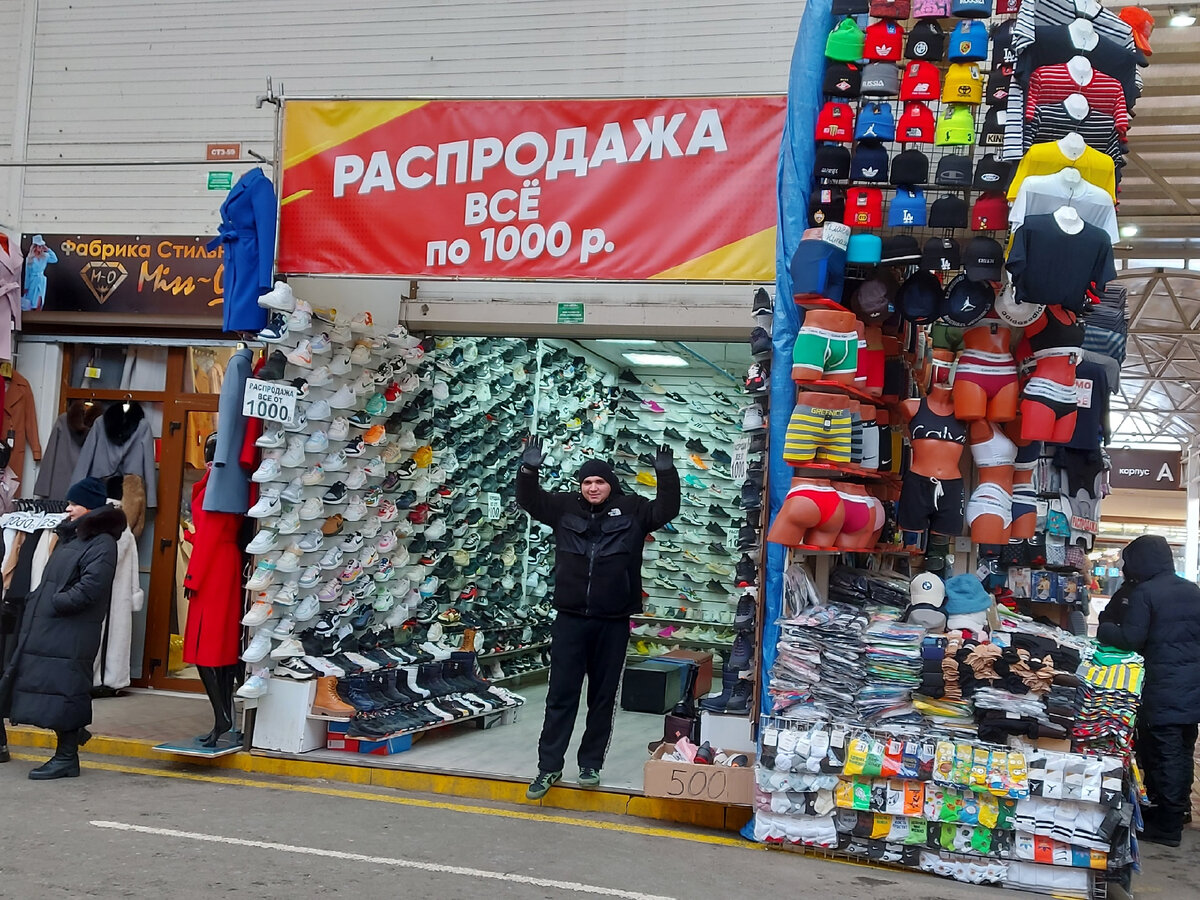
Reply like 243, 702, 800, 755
68, 344, 167, 391
185, 347, 237, 394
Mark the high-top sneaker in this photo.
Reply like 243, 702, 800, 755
725, 679, 753, 714
699, 668, 739, 712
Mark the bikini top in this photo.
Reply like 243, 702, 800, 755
971, 423, 1018, 468
909, 398, 968, 445
1027, 307, 1084, 354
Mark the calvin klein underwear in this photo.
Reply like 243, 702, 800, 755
792, 327, 859, 378
966, 482, 1014, 528
1022, 377, 1078, 419
955, 350, 1018, 398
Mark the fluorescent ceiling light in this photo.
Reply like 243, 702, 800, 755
622, 352, 688, 368
1170, 8, 1196, 25
1120, 224, 1140, 237
596, 339, 657, 345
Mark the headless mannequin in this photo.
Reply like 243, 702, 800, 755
195, 432, 239, 748
968, 421, 1015, 544
953, 321, 1018, 422
1065, 55, 1094, 87
1057, 132, 1088, 161
1073, 0, 1102, 20
768, 476, 846, 548
1067, 17, 1100, 51
1053, 205, 1085, 234
792, 307, 860, 385
901, 385, 967, 553
1062, 92, 1090, 121
834, 483, 882, 548
1004, 418, 1039, 540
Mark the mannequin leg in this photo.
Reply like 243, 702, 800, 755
197, 664, 235, 746
218, 664, 240, 736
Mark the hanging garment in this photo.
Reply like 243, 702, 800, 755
119, 346, 169, 392
0, 234, 21, 361
3, 373, 39, 479
206, 168, 276, 334
93, 519, 144, 690
33, 401, 105, 500
183, 468, 244, 667
203, 349, 253, 514
186, 352, 225, 470
71, 401, 158, 507
121, 474, 147, 539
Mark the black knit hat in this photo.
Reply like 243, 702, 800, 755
67, 476, 109, 510
577, 459, 623, 495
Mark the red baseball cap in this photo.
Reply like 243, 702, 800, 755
900, 61, 940, 101
864, 21, 905, 61
897, 101, 935, 143
845, 187, 884, 228
971, 191, 1010, 231
816, 101, 856, 142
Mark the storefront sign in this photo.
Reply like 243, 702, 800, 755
242, 378, 299, 425
206, 142, 241, 161
556, 302, 585, 324
23, 234, 223, 318
207, 171, 234, 191
1108, 449, 1183, 490
277, 97, 785, 281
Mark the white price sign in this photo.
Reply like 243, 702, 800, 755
730, 437, 751, 482
242, 378, 299, 425
484, 492, 502, 521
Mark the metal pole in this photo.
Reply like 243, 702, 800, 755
1186, 442, 1199, 581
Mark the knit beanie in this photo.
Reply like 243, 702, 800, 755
943, 574, 992, 615
577, 459, 623, 495
67, 476, 109, 510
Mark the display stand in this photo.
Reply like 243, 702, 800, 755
152, 735, 243, 758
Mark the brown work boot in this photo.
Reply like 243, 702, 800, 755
460, 627, 477, 654
311, 676, 355, 717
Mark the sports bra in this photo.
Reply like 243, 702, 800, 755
1027, 307, 1084, 354
971, 423, 1018, 468
909, 397, 968, 445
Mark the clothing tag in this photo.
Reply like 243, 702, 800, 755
975, 561, 991, 580
84, 365, 102, 380
1075, 378, 1093, 407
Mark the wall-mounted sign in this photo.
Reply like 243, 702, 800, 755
206, 142, 242, 161
207, 171, 234, 191
1108, 448, 1184, 490
22, 234, 223, 319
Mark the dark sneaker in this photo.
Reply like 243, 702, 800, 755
663, 427, 686, 442
752, 287, 772, 317
725, 679, 753, 714
526, 770, 562, 800
577, 767, 601, 787
750, 326, 772, 356
734, 595, 756, 631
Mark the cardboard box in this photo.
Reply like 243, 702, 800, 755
326, 722, 413, 755
622, 660, 684, 714
659, 649, 714, 697
643, 742, 756, 806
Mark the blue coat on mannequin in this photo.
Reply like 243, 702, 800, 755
207, 168, 276, 333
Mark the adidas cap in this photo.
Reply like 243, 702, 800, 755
864, 21, 905, 61
850, 142, 890, 182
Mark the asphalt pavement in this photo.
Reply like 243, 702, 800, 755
0, 750, 1194, 899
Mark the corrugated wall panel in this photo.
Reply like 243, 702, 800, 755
20, 0, 800, 232
0, 0, 24, 162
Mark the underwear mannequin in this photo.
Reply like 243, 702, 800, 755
859, 404, 880, 470
1020, 307, 1082, 442
834, 483, 885, 548
930, 348, 956, 389
855, 325, 886, 397
966, 421, 1016, 544
1005, 417, 1041, 540
784, 390, 855, 466
768, 477, 846, 547
953, 322, 1018, 422
792, 307, 860, 384
898, 385, 967, 544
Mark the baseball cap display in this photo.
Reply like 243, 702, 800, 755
889, 187, 928, 227
865, 21, 905, 60
935, 153, 972, 186
971, 191, 1010, 231
845, 187, 884, 228
880, 235, 922, 265
942, 274, 995, 326
922, 237, 962, 272
905, 20, 946, 61
994, 281, 1044, 326
855, 102, 896, 141
870, 0, 912, 17
896, 269, 944, 323
973, 153, 1015, 190
964, 236, 1005, 281
900, 60, 941, 100
809, 187, 846, 226
898, 101, 935, 143
929, 195, 969, 229
826, 18, 866, 62
847, 233, 884, 264
951, 0, 993, 16
817, 101, 856, 141
890, 148, 930, 185
942, 62, 983, 104
1119, 6, 1155, 56
985, 68, 1012, 106
851, 142, 890, 182
935, 104, 976, 146
815, 145, 852, 181
948, 20, 989, 61
823, 62, 862, 98
980, 107, 1006, 147
991, 19, 1017, 68
860, 61, 901, 96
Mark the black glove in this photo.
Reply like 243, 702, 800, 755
653, 444, 674, 472
521, 435, 545, 469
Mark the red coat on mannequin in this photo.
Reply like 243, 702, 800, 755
182, 467, 245, 667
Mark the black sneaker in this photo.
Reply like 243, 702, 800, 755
663, 427, 685, 442
705, 579, 725, 593
665, 391, 687, 404
686, 439, 709, 454
615, 407, 636, 421
737, 525, 759, 551
616, 442, 639, 458
734, 595, 756, 631
638, 452, 657, 468
728, 634, 753, 671
526, 770, 563, 800
750, 326, 772, 356
708, 541, 729, 557
706, 522, 726, 537
707, 503, 724, 517
712, 448, 732, 466
259, 350, 287, 381
752, 287, 772, 317
619, 370, 641, 385
322, 481, 348, 504
615, 460, 636, 475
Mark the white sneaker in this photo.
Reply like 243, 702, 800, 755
329, 384, 356, 409
310, 332, 333, 355
280, 477, 304, 504
258, 281, 296, 312
298, 497, 325, 520
359, 547, 381, 569
322, 450, 347, 472
247, 528, 280, 555
282, 410, 309, 433
236, 668, 271, 699
329, 323, 353, 345
385, 325, 421, 349
330, 350, 353, 375
248, 490, 282, 519
425, 518, 447, 541
309, 365, 332, 387
293, 595, 320, 621
350, 311, 374, 334
280, 436, 307, 468
742, 405, 765, 431
345, 466, 368, 490
286, 307, 312, 333
301, 464, 325, 486
359, 517, 382, 539
286, 340, 313, 368
241, 631, 273, 663
350, 343, 372, 366
256, 427, 285, 449
328, 416, 350, 441
319, 547, 345, 570
242, 598, 274, 626
345, 495, 368, 522
245, 561, 276, 592
339, 532, 365, 553
275, 548, 303, 573
275, 506, 302, 534
270, 638, 305, 660
307, 399, 332, 421
299, 564, 322, 587
252, 457, 282, 483
297, 530, 324, 552
304, 431, 329, 453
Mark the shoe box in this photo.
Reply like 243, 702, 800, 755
699, 709, 756, 754
326, 721, 414, 755
657, 649, 714, 697
643, 742, 756, 806
621, 660, 685, 714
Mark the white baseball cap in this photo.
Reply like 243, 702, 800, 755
910, 572, 946, 607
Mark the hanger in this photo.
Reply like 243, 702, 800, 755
122, 392, 132, 414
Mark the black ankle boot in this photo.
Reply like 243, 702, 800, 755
29, 730, 81, 780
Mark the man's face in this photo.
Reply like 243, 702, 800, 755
66, 502, 89, 521
580, 476, 612, 506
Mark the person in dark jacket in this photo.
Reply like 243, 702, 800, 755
516, 435, 679, 800
0, 477, 124, 779
1096, 534, 1200, 846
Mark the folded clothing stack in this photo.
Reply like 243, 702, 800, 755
1072, 647, 1143, 756
858, 613, 925, 723
769, 602, 868, 722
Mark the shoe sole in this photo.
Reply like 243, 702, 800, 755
525, 773, 562, 800
577, 777, 601, 788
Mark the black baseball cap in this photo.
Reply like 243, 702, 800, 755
942, 273, 995, 325
815, 145, 852, 181
896, 269, 943, 323
973, 153, 1015, 190
964, 236, 1004, 281
880, 234, 922, 263
905, 20, 945, 62
929, 195, 969, 229
824, 62, 862, 98
890, 149, 930, 185
921, 236, 961, 272
935, 154, 972, 186
851, 277, 895, 322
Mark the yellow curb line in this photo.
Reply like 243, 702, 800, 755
5, 727, 751, 831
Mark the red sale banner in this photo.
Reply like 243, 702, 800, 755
277, 97, 784, 281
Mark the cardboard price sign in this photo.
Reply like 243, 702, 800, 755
242, 378, 299, 425
662, 765, 735, 800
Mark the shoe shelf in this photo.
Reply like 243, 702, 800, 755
341, 697, 523, 742
494, 666, 550, 686
477, 641, 551, 661
631, 614, 712, 626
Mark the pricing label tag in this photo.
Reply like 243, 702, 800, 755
731, 437, 751, 482
242, 378, 299, 424
485, 492, 502, 521
84, 366, 102, 380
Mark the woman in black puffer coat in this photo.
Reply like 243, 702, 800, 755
0, 477, 124, 779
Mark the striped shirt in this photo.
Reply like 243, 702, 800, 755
1013, 24, 1142, 108
1024, 103, 1125, 166
1025, 64, 1128, 133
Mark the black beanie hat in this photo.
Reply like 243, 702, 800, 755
577, 459, 623, 495
67, 476, 109, 510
